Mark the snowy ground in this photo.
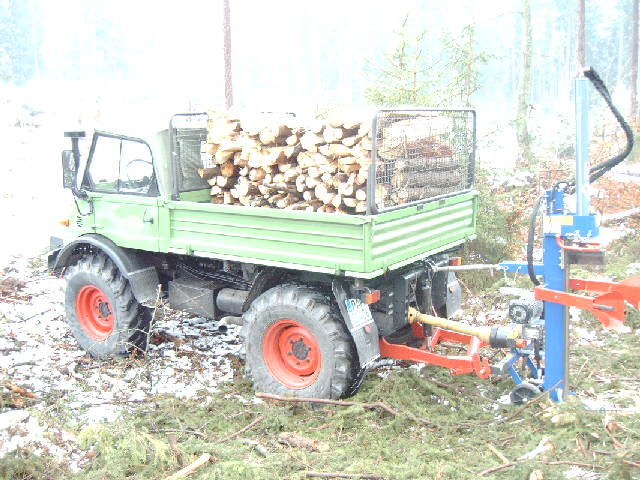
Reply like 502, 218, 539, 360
0, 254, 242, 470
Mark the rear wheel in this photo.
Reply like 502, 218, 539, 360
64, 253, 151, 359
243, 285, 357, 399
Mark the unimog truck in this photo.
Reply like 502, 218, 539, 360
49, 109, 479, 399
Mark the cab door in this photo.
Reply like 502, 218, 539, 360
81, 132, 160, 251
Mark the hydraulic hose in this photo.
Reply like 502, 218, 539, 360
583, 68, 634, 184
527, 196, 543, 286
526, 68, 633, 287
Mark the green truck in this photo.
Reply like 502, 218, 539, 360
49, 109, 478, 399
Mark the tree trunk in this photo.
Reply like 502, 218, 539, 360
515, 0, 533, 167
632, 0, 639, 127
223, 0, 233, 109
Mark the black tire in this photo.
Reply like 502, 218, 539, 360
64, 253, 151, 359
510, 382, 542, 405
243, 285, 357, 399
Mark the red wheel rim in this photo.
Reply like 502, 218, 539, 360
76, 285, 114, 341
263, 319, 322, 389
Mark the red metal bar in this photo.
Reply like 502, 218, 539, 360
379, 327, 491, 378
534, 286, 625, 329
570, 276, 640, 309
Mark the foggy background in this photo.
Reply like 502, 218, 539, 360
0, 0, 635, 261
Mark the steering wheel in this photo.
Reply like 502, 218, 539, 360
125, 158, 153, 182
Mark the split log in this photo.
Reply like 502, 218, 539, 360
323, 126, 348, 143
355, 189, 367, 201
197, 167, 220, 180
342, 197, 357, 208
214, 149, 235, 165
319, 143, 352, 158
341, 135, 360, 147
298, 152, 329, 169
305, 176, 319, 189
216, 175, 238, 188
201, 143, 218, 154
164, 453, 212, 480
220, 161, 238, 177
295, 175, 307, 192
248, 168, 267, 182
300, 132, 325, 151
275, 193, 300, 209
307, 121, 325, 134
259, 124, 292, 145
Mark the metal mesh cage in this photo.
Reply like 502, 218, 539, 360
170, 113, 209, 193
371, 109, 475, 212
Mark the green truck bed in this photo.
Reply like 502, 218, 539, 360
163, 190, 477, 278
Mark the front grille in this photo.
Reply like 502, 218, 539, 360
372, 109, 475, 212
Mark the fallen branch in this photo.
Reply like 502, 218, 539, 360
2, 382, 36, 398
604, 424, 625, 449
164, 453, 212, 480
305, 472, 385, 479
623, 460, 640, 468
477, 462, 516, 476
239, 438, 268, 457
216, 415, 264, 443
167, 433, 185, 467
152, 429, 207, 439
499, 381, 561, 424
256, 392, 400, 416
541, 460, 604, 469
487, 444, 510, 465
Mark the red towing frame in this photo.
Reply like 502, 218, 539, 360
379, 322, 491, 378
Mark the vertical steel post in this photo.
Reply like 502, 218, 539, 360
575, 76, 590, 216
542, 232, 568, 402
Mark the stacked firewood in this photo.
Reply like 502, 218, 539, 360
199, 111, 372, 213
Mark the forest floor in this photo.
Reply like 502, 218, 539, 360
0, 114, 639, 479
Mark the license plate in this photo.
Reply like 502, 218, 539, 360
344, 298, 374, 332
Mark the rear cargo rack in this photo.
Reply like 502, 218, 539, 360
368, 109, 476, 214
169, 113, 209, 199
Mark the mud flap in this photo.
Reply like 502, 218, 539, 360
332, 280, 380, 368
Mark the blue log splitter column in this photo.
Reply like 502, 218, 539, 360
542, 74, 595, 402
500, 74, 597, 402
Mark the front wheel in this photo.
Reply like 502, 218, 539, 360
243, 285, 357, 399
64, 253, 151, 359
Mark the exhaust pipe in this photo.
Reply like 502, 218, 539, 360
217, 315, 245, 332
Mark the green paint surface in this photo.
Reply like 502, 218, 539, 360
70, 190, 478, 276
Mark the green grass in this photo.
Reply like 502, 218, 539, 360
4, 346, 630, 480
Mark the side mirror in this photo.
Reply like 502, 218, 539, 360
61, 150, 77, 189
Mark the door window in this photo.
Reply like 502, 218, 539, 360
84, 134, 156, 195
87, 136, 120, 192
